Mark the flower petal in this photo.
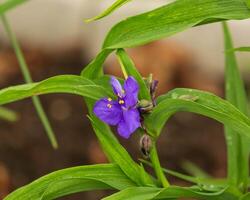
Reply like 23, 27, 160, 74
117, 108, 140, 138
93, 98, 122, 125
123, 76, 139, 107
110, 76, 125, 98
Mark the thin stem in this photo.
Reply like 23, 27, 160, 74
150, 142, 169, 188
1, 14, 58, 149
140, 159, 227, 188
117, 54, 128, 79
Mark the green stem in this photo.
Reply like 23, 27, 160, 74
140, 159, 227, 187
150, 142, 169, 188
117, 54, 128, 79
1, 14, 58, 149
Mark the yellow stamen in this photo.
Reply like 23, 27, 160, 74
107, 104, 112, 109
108, 98, 112, 102
119, 100, 125, 105
121, 89, 125, 94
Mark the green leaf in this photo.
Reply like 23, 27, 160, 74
89, 116, 155, 187
0, 75, 112, 106
0, 0, 28, 14
103, 0, 250, 49
81, 49, 113, 78
86, 0, 132, 22
230, 47, 250, 52
4, 164, 136, 200
145, 88, 250, 140
0, 106, 18, 122
116, 49, 150, 100
102, 186, 240, 200
246, 0, 250, 8
223, 22, 249, 190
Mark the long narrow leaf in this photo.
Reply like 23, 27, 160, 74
89, 116, 155, 186
230, 47, 250, 52
4, 164, 136, 200
145, 88, 250, 141
102, 186, 240, 200
81, 49, 113, 78
0, 75, 112, 105
103, 0, 250, 49
223, 22, 249, 190
86, 0, 132, 22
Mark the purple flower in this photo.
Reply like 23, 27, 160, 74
93, 76, 141, 138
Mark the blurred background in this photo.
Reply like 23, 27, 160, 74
0, 0, 250, 199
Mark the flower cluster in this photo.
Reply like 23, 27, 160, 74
93, 76, 141, 138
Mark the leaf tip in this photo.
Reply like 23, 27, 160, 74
84, 18, 95, 23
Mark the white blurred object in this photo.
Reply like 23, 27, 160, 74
0, 0, 249, 76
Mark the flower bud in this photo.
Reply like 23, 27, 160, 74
138, 99, 154, 113
139, 134, 152, 157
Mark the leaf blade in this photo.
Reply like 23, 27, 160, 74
4, 164, 136, 200
86, 0, 132, 22
230, 47, 250, 52
0, 75, 112, 105
103, 0, 250, 49
102, 186, 239, 200
88, 115, 155, 187
145, 88, 250, 141
222, 22, 249, 190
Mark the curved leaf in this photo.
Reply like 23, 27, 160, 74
81, 49, 113, 78
145, 88, 250, 139
86, 0, 132, 22
103, 0, 250, 49
0, 75, 113, 106
102, 186, 240, 200
4, 164, 136, 200
89, 116, 155, 187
